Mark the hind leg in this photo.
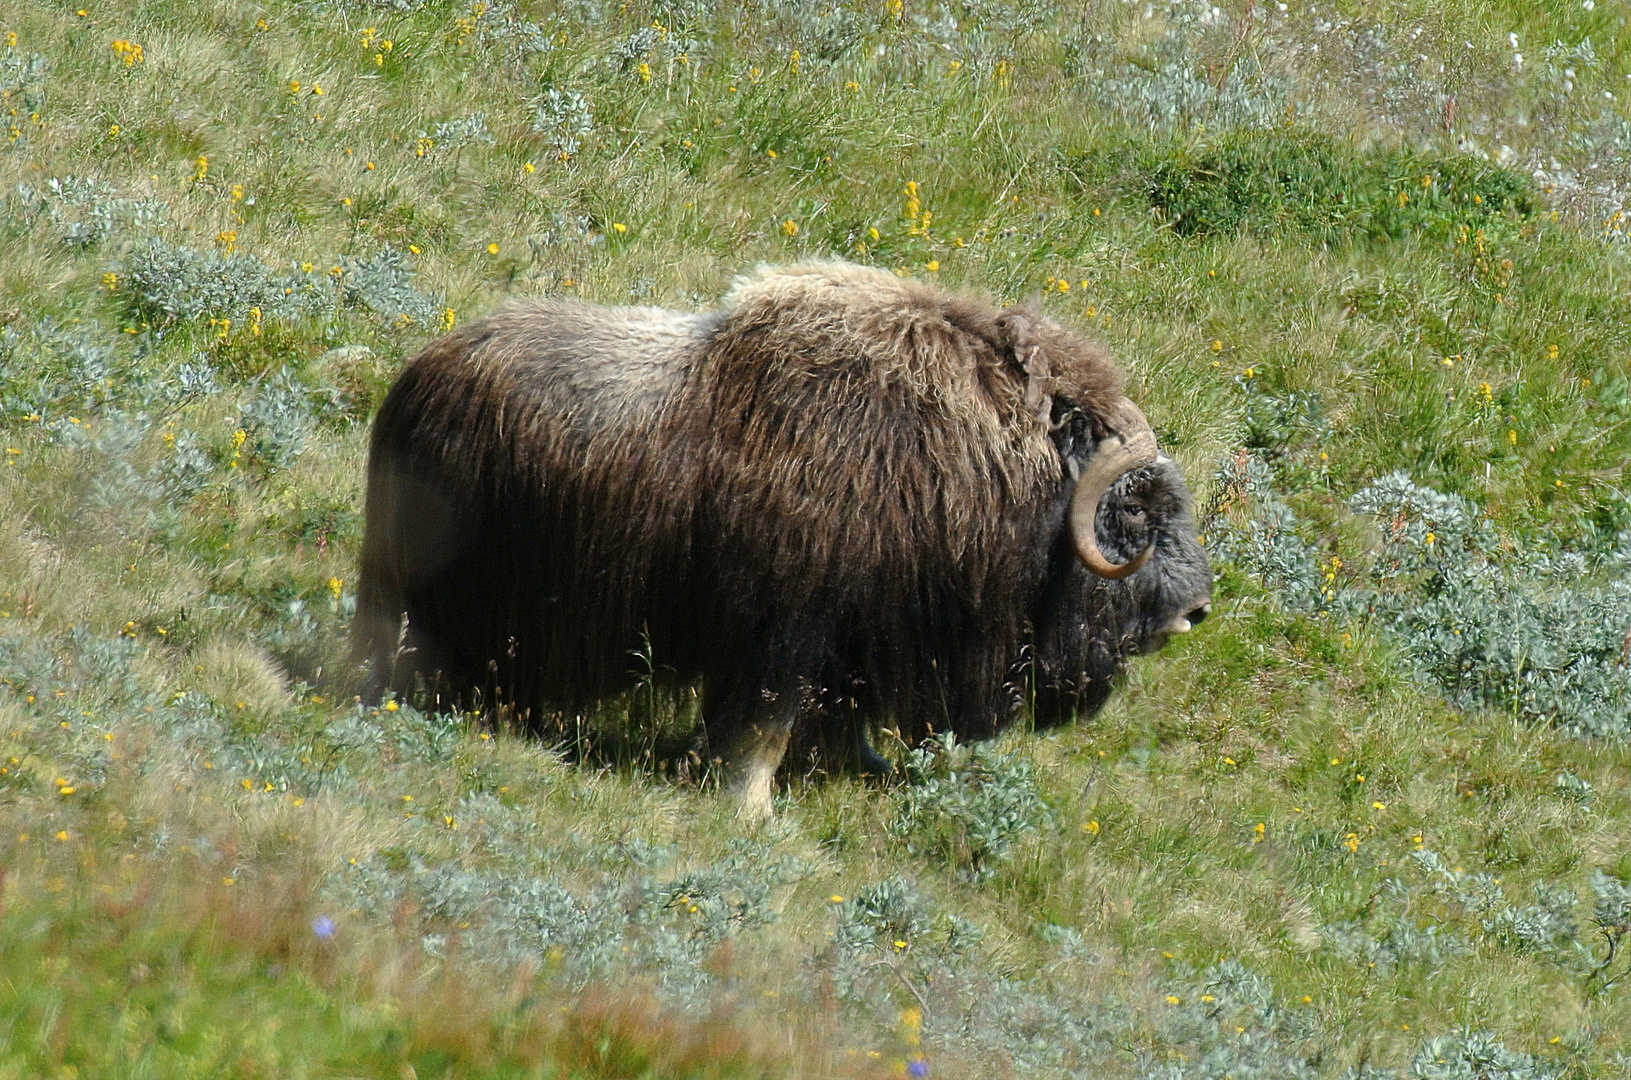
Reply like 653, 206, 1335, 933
822, 691, 895, 778
850, 721, 896, 778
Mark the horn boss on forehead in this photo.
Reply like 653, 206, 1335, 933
353, 260, 1212, 818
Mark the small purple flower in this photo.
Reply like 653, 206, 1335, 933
907, 1058, 929, 1078
312, 914, 336, 940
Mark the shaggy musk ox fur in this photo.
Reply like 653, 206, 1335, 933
353, 261, 1212, 814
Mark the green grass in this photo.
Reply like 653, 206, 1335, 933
2, 0, 1631, 1076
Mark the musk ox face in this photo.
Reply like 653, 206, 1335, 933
1026, 414, 1213, 728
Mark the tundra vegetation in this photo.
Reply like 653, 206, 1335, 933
1, 0, 1631, 1077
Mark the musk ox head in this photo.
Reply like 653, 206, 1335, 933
1025, 395, 1213, 728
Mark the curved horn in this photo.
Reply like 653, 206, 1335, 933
1068, 402, 1159, 579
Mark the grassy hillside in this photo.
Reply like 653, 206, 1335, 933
2, 0, 1631, 1076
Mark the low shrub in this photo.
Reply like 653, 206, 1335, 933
890, 732, 1049, 877
1078, 126, 1537, 242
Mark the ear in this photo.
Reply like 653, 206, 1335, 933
992, 301, 1051, 423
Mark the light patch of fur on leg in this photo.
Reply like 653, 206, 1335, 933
724, 716, 795, 821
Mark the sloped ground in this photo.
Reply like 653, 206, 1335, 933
1, 1, 1630, 1076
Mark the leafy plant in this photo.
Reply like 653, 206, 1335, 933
1129, 127, 1535, 241
890, 733, 1049, 876
532, 87, 596, 159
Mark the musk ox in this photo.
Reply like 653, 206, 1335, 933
353, 261, 1211, 816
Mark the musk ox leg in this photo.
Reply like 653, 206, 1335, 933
706, 676, 808, 820
722, 710, 797, 821
349, 603, 402, 703
852, 727, 896, 777
831, 698, 895, 778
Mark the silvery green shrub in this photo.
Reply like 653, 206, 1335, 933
340, 245, 441, 325
1210, 454, 1631, 741
124, 239, 322, 323
428, 112, 494, 154
1143, 959, 1324, 1080
240, 368, 315, 472
16, 176, 166, 247
1409, 1029, 1557, 1080
123, 240, 439, 328
0, 43, 48, 121
532, 87, 595, 158
891, 732, 1049, 876
1588, 869, 1631, 990
1406, 850, 1631, 982
1350, 472, 1631, 740
1205, 454, 1324, 610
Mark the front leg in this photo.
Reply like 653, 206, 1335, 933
722, 714, 796, 820
709, 678, 805, 821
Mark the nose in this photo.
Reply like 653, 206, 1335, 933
1162, 602, 1211, 636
